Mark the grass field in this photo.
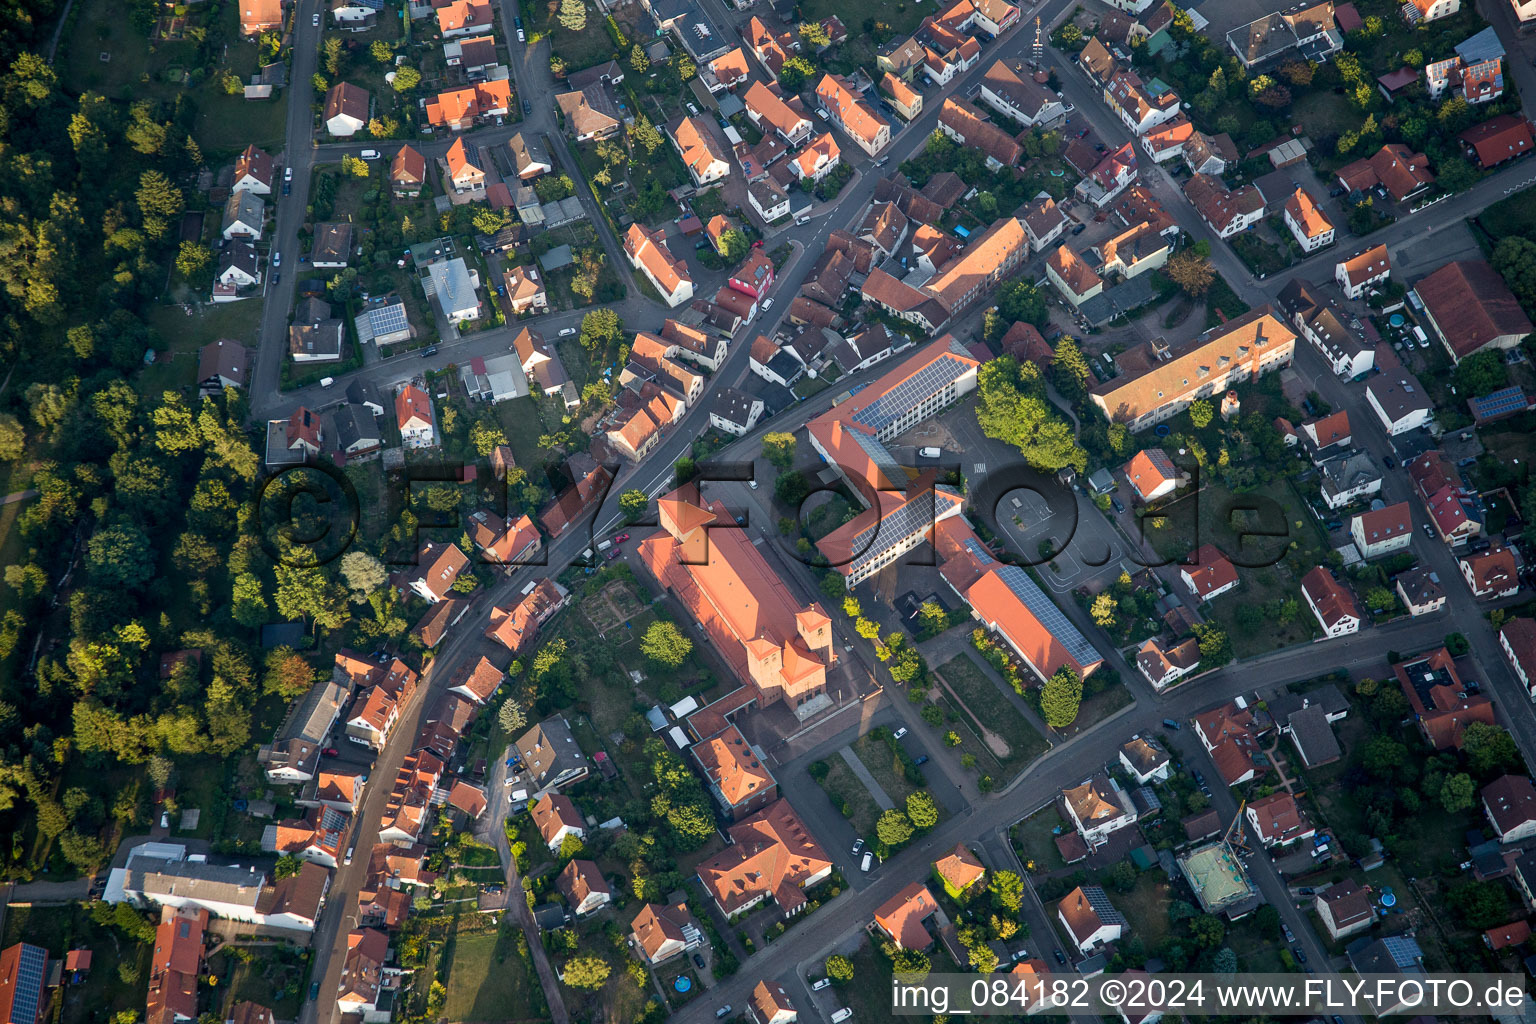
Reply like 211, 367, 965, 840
442, 931, 541, 1022
217, 948, 309, 1019
932, 654, 1047, 767
852, 732, 928, 811
1111, 871, 1173, 950
1477, 185, 1536, 243
1012, 806, 1070, 873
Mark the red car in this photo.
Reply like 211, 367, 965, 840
606, 548, 622, 560
614, 532, 630, 543
322, 747, 340, 757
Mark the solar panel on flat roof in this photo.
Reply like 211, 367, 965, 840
995, 564, 1102, 669
368, 303, 409, 336
1471, 386, 1528, 417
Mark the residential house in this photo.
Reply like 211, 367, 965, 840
710, 387, 765, 436
1485, 775, 1536, 843
507, 132, 552, 179
1193, 699, 1262, 786
1181, 174, 1264, 238
1136, 635, 1201, 689
486, 579, 569, 654
390, 145, 427, 197
1316, 881, 1375, 940
502, 264, 547, 314
428, 79, 513, 131
1366, 373, 1434, 435
881, 72, 923, 120
556, 87, 621, 142
1336, 144, 1434, 203
324, 82, 369, 136
221, 190, 265, 240
233, 144, 273, 194
937, 97, 1021, 170
1120, 735, 1172, 784
691, 724, 778, 821
873, 883, 940, 951
1245, 792, 1314, 846
1075, 142, 1139, 208
624, 224, 694, 307
1180, 544, 1239, 603
344, 658, 418, 749
705, 47, 751, 91
1046, 245, 1104, 307
1335, 244, 1391, 299
1102, 68, 1180, 134
1057, 886, 1126, 953
1460, 114, 1533, 168
531, 793, 585, 852
436, 0, 491, 35
336, 929, 394, 1019
630, 901, 703, 965
1351, 502, 1413, 559
1061, 774, 1136, 849
445, 655, 503, 705
1122, 448, 1182, 503
516, 716, 589, 793
309, 222, 354, 269
815, 73, 891, 156
670, 116, 731, 186
933, 844, 986, 897
399, 541, 467, 604
395, 384, 436, 448
749, 981, 797, 1024
1301, 566, 1361, 637
1141, 115, 1194, 163
240, 0, 282, 34
981, 59, 1065, 126
427, 257, 480, 323
1407, 450, 1482, 544
198, 340, 248, 394
1397, 567, 1447, 617
748, 177, 791, 222
556, 860, 612, 916
1283, 187, 1335, 252
1299, 410, 1351, 457
1022, 196, 1066, 252
1461, 547, 1520, 598
742, 81, 813, 146
215, 242, 261, 290
288, 297, 343, 362
442, 137, 486, 201
792, 132, 840, 181
1395, 646, 1494, 749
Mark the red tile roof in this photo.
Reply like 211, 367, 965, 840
874, 882, 939, 949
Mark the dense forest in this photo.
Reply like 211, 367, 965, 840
0, 0, 303, 878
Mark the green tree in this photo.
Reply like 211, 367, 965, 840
371, 40, 393, 63
994, 280, 1048, 329
975, 358, 1087, 474
779, 55, 816, 92
1464, 723, 1520, 777
1192, 622, 1232, 666
629, 113, 665, 155
88, 522, 155, 589
1439, 772, 1475, 813
990, 870, 1024, 912
720, 228, 750, 264
1190, 914, 1225, 948
799, 20, 830, 46
263, 648, 314, 699
1050, 336, 1091, 398
1090, 592, 1116, 627
579, 308, 623, 354
558, 0, 588, 30
392, 66, 421, 92
1188, 399, 1214, 429
1040, 666, 1082, 728
630, 44, 650, 73
825, 953, 854, 983
875, 808, 913, 847
906, 790, 939, 830
274, 854, 303, 879
641, 620, 693, 667
562, 955, 610, 990
619, 489, 649, 522
323, 36, 342, 76
1454, 349, 1511, 398
339, 550, 388, 601
763, 431, 797, 469
1166, 249, 1214, 295
497, 697, 527, 734
0, 414, 25, 461
341, 154, 370, 177
175, 241, 211, 279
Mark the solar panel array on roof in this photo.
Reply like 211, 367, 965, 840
8, 944, 47, 1024
851, 353, 972, 437
995, 564, 1102, 669
366, 303, 409, 338
1380, 934, 1424, 969
848, 429, 904, 488
844, 489, 957, 576
1470, 386, 1529, 419
963, 537, 995, 566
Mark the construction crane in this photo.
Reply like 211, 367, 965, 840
1224, 799, 1253, 855
1032, 15, 1043, 69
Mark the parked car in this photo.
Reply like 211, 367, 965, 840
1162, 718, 1181, 730
323, 746, 339, 757
1293, 947, 1307, 964
605, 548, 621, 560
523, 100, 532, 114
892, 727, 908, 740
1053, 949, 1066, 964
692, 953, 706, 970
309, 983, 321, 1001
1071, 223, 1086, 235
812, 978, 832, 991
851, 838, 864, 855
1282, 924, 1295, 942
715, 1006, 732, 1020
1422, 522, 1436, 538
272, 251, 281, 267
285, 166, 294, 182
1191, 769, 1205, 786
762, 297, 773, 311
860, 852, 873, 872
1111, 497, 1124, 514
1384, 455, 1397, 468
421, 345, 438, 357
615, 532, 630, 543
559, 327, 577, 337
312, 13, 319, 25
914, 754, 929, 765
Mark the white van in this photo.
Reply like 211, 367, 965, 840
320, 376, 336, 388
860, 851, 872, 872
919, 446, 941, 458
812, 978, 832, 991
360, 149, 380, 160
597, 539, 613, 552
831, 1009, 853, 1023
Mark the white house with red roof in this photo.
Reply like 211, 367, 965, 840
1499, 618, 1536, 696
1301, 567, 1362, 637
1180, 544, 1239, 603
1350, 501, 1413, 560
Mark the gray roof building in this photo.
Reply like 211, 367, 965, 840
335, 404, 382, 456
515, 716, 589, 794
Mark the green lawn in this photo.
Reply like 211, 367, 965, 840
525, 0, 631, 72
216, 947, 309, 1019
834, 940, 900, 1021
1012, 806, 1071, 874
493, 395, 564, 479
1107, 871, 1172, 951
814, 756, 880, 837
442, 931, 542, 1022
931, 655, 1047, 767
141, 302, 265, 399
852, 732, 928, 811
1476, 185, 1536, 243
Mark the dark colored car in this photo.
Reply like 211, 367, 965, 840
1111, 497, 1124, 514
1053, 949, 1066, 964
1071, 223, 1086, 234
1383, 455, 1396, 468
692, 953, 707, 970
322, 747, 339, 757
523, 100, 532, 114
1293, 947, 1307, 964
422, 345, 438, 357
914, 754, 929, 765
605, 547, 621, 559
309, 983, 321, 1001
